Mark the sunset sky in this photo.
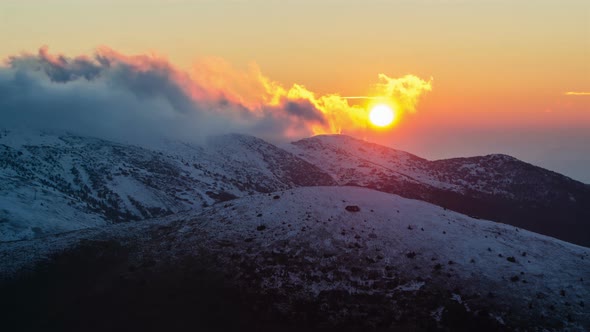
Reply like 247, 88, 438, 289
1, 0, 589, 182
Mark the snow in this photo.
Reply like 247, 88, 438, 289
1, 186, 588, 329
285, 135, 461, 191
190, 186, 589, 282
3, 130, 588, 248
186, 186, 587, 329
286, 135, 588, 203
431, 306, 444, 322
0, 131, 334, 241
395, 280, 425, 292
0, 181, 106, 241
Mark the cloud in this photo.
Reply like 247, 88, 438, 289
7, 46, 102, 83
0, 46, 432, 144
374, 74, 433, 113
2, 47, 211, 144
283, 99, 327, 125
565, 92, 590, 96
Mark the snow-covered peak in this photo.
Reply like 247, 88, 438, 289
287, 135, 590, 247
294, 134, 421, 160
2, 130, 589, 246
0, 131, 333, 241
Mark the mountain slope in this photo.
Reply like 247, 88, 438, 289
286, 135, 590, 246
0, 130, 334, 241
2, 130, 589, 247
1, 187, 588, 331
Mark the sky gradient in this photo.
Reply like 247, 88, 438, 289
1, 0, 589, 182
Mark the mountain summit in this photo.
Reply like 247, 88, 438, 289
2, 131, 589, 246
287, 135, 590, 247
2, 131, 588, 246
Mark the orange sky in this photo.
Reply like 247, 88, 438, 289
1, 0, 589, 181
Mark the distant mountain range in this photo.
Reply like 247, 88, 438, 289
1, 130, 588, 247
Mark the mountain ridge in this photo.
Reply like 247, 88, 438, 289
1, 130, 589, 246
287, 134, 590, 246
2, 131, 589, 330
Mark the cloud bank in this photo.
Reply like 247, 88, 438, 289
0, 46, 432, 144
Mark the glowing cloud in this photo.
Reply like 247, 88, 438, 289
190, 57, 432, 135
374, 74, 433, 113
0, 47, 433, 143
565, 92, 590, 96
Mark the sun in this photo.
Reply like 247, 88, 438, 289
369, 104, 396, 127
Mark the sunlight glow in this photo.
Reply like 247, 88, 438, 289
369, 104, 396, 127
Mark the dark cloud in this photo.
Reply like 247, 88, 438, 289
284, 99, 326, 124
8, 46, 102, 83
106, 63, 197, 114
0, 47, 322, 145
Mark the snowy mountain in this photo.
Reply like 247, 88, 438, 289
0, 130, 333, 241
2, 130, 589, 247
1, 187, 588, 331
1, 129, 589, 330
0, 131, 590, 246
286, 135, 590, 246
